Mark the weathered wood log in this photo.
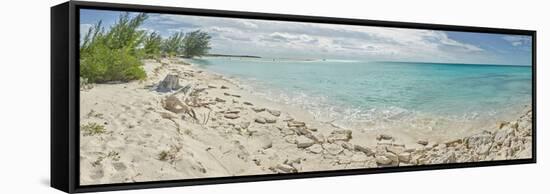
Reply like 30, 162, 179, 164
157, 74, 181, 92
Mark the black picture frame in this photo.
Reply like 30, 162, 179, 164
51, 1, 537, 193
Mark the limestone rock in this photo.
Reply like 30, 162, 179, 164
224, 113, 240, 119
296, 136, 315, 148
267, 109, 281, 117
323, 143, 344, 155
307, 144, 323, 154
254, 117, 267, 124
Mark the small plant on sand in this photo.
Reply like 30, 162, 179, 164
91, 151, 121, 167
81, 122, 107, 136
158, 145, 182, 164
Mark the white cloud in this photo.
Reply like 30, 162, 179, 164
502, 35, 531, 47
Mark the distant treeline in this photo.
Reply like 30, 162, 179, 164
205, 54, 262, 58
80, 13, 212, 83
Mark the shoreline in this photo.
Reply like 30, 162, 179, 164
79, 58, 533, 185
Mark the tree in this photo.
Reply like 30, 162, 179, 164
142, 31, 162, 59
161, 32, 185, 57
181, 30, 211, 58
79, 12, 148, 83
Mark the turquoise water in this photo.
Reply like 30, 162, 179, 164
188, 57, 532, 130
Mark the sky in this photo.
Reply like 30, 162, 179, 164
80, 9, 533, 66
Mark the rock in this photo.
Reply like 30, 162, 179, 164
386, 146, 405, 155
288, 121, 306, 128
221, 85, 229, 89
495, 128, 514, 145
223, 92, 230, 96
308, 128, 318, 132
225, 109, 240, 114
397, 152, 411, 163
265, 118, 277, 124
417, 140, 429, 146
375, 155, 392, 165
224, 113, 240, 119
254, 117, 267, 124
509, 121, 519, 130
267, 109, 281, 117
350, 153, 369, 162
340, 142, 354, 150
432, 152, 456, 164
323, 143, 344, 155
260, 137, 273, 149
327, 130, 352, 142
292, 127, 311, 136
208, 85, 217, 89
497, 121, 509, 129
157, 74, 181, 92
232, 94, 241, 98
354, 144, 375, 156
296, 136, 315, 148
306, 132, 325, 143
243, 102, 253, 106
252, 107, 266, 112
376, 134, 393, 141
307, 144, 323, 154
384, 152, 399, 163
275, 164, 297, 173
215, 97, 226, 103
238, 122, 250, 129
444, 139, 462, 147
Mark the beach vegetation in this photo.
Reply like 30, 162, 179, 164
80, 13, 148, 83
181, 30, 212, 58
161, 32, 185, 57
142, 31, 163, 59
81, 122, 107, 136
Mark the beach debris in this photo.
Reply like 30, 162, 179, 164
259, 136, 273, 149
223, 92, 230, 96
238, 122, 251, 129
208, 85, 217, 89
80, 77, 94, 91
252, 107, 265, 112
243, 102, 254, 106
157, 74, 181, 92
267, 109, 281, 117
497, 121, 510, 129
417, 140, 429, 146
158, 145, 182, 164
376, 134, 393, 141
215, 97, 226, 103
254, 117, 267, 124
162, 95, 197, 121
307, 144, 323, 154
221, 85, 229, 89
308, 128, 318, 132
296, 136, 315, 148
305, 132, 325, 143
288, 121, 306, 128
224, 113, 240, 119
232, 94, 241, 98
327, 130, 352, 142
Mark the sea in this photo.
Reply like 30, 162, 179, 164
187, 57, 532, 131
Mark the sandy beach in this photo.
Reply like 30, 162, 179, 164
79, 58, 533, 185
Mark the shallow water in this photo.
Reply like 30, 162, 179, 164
188, 57, 532, 131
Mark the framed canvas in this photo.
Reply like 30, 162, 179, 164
51, 1, 536, 193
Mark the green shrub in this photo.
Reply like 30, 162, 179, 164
181, 30, 212, 58
161, 32, 185, 57
143, 32, 163, 59
81, 122, 107, 136
80, 13, 148, 83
